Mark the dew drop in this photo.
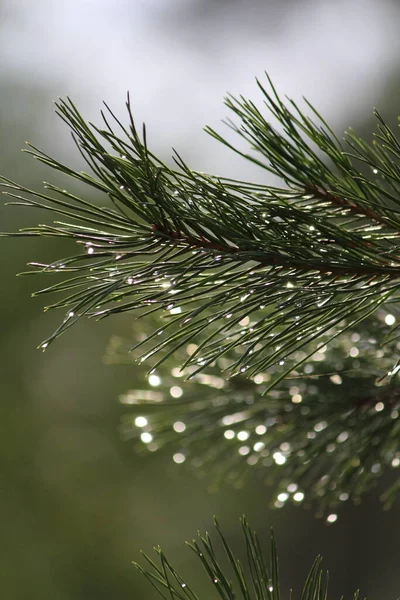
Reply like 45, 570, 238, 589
148, 374, 161, 386
135, 416, 148, 428
385, 314, 396, 326
277, 492, 289, 502
326, 513, 338, 524
273, 451, 286, 465
173, 452, 186, 464
293, 491, 304, 502
255, 425, 267, 435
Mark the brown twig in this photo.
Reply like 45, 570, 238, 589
152, 223, 400, 279
309, 184, 389, 225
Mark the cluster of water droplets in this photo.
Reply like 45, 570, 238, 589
111, 283, 400, 520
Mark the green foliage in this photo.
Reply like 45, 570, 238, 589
1, 75, 399, 512
114, 312, 400, 517
134, 517, 361, 599
2, 80, 400, 377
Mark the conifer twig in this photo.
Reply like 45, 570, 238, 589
134, 517, 362, 599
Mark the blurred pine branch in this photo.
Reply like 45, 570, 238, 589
134, 516, 362, 599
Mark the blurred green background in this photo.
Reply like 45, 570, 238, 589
1, 1, 400, 597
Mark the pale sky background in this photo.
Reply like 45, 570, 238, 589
2, 0, 400, 176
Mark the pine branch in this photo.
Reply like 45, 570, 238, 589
2, 76, 400, 512
134, 517, 362, 599
115, 312, 400, 516
2, 79, 400, 383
